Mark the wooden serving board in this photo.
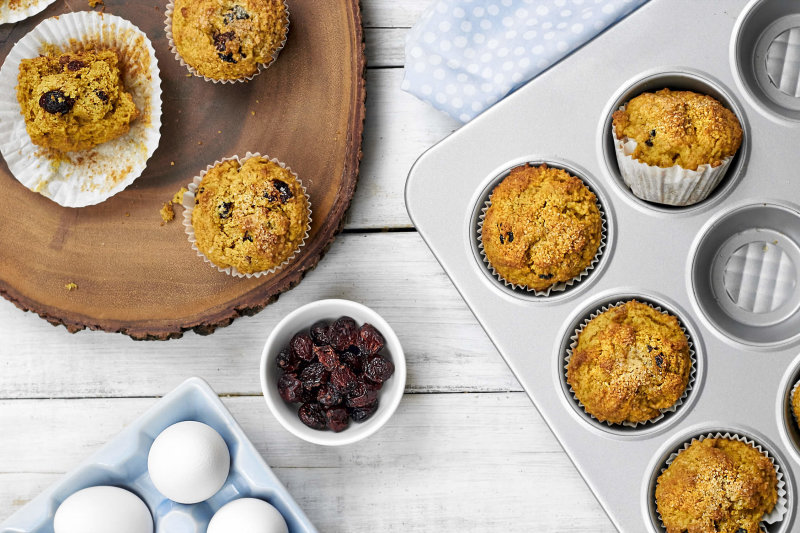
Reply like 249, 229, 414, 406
0, 0, 366, 339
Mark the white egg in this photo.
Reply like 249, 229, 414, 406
54, 486, 152, 533
147, 421, 230, 504
207, 498, 289, 533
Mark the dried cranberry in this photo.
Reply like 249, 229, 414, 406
66, 60, 85, 71
309, 320, 330, 345
218, 52, 237, 63
300, 362, 328, 390
217, 201, 233, 219
330, 364, 359, 393
298, 402, 326, 430
213, 31, 235, 52
317, 384, 342, 407
223, 5, 250, 23
95, 90, 109, 103
39, 90, 74, 115
357, 323, 385, 355
329, 316, 358, 351
346, 383, 378, 408
277, 373, 304, 403
339, 348, 365, 375
325, 407, 349, 432
364, 355, 395, 384
349, 402, 379, 423
290, 333, 315, 361
276, 347, 302, 373
314, 345, 339, 370
268, 180, 294, 204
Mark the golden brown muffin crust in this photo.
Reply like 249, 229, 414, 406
792, 382, 800, 429
192, 157, 309, 274
481, 164, 602, 291
566, 300, 691, 424
172, 0, 288, 80
612, 89, 742, 171
16, 50, 138, 152
656, 438, 778, 533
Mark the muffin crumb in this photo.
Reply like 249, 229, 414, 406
64, 282, 78, 291
160, 202, 175, 224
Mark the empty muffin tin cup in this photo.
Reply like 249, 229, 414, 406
164, 0, 289, 84
601, 68, 748, 214
690, 201, 800, 348
648, 431, 788, 532
732, 0, 800, 121
562, 297, 697, 434
473, 159, 608, 299
182, 152, 311, 279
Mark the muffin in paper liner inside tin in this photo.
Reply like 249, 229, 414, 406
0, 11, 162, 207
791, 380, 800, 429
165, 0, 289, 84
182, 152, 310, 279
476, 163, 607, 297
563, 300, 696, 429
654, 432, 788, 532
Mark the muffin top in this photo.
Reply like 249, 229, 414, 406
656, 438, 778, 533
792, 383, 800, 427
16, 50, 138, 152
481, 164, 602, 291
172, 0, 288, 80
612, 89, 742, 171
192, 156, 309, 274
566, 300, 691, 424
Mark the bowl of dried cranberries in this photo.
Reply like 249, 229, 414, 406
260, 299, 406, 446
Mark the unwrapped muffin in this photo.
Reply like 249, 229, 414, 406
611, 89, 743, 206
170, 0, 288, 81
16, 50, 138, 152
792, 382, 800, 427
566, 300, 691, 424
656, 438, 778, 533
480, 163, 602, 292
190, 155, 309, 275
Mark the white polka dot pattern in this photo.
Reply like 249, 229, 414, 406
402, 0, 648, 122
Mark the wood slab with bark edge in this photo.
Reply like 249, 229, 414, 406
0, 0, 366, 340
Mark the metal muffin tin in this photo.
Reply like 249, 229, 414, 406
405, 0, 800, 530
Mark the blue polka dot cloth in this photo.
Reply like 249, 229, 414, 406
401, 0, 649, 122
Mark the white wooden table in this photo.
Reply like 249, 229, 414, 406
0, 2, 616, 531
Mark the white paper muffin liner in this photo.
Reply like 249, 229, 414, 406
165, 0, 289, 84
182, 152, 310, 278
0, 0, 56, 25
612, 110, 734, 206
476, 165, 606, 296
0, 11, 162, 207
655, 432, 788, 530
564, 300, 696, 428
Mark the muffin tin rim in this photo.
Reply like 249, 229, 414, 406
465, 155, 615, 305
553, 288, 705, 440
596, 65, 751, 217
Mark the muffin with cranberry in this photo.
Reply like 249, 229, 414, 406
169, 0, 288, 81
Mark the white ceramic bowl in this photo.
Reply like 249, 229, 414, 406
260, 299, 406, 446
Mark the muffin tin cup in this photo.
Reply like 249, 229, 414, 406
0, 11, 163, 207
475, 161, 608, 298
653, 432, 788, 530
563, 300, 697, 430
611, 118, 734, 207
0, 0, 57, 25
164, 0, 289, 84
181, 151, 311, 279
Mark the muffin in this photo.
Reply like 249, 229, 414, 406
480, 164, 602, 291
611, 89, 743, 206
170, 0, 288, 81
792, 382, 800, 426
566, 300, 691, 424
190, 156, 309, 275
16, 50, 139, 152
656, 438, 778, 533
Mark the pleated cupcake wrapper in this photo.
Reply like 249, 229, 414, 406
612, 111, 733, 206
564, 301, 696, 428
655, 432, 788, 530
0, 11, 162, 207
0, 0, 56, 25
476, 178, 607, 297
164, 0, 289, 84
182, 152, 310, 278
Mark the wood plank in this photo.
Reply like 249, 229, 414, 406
361, 0, 432, 29
0, 394, 614, 531
0, 232, 521, 399
348, 69, 460, 229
